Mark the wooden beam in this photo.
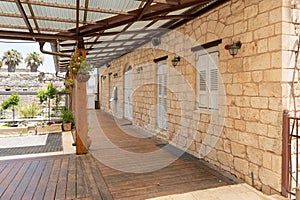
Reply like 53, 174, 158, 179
0, 30, 77, 41
14, 0, 34, 33
143, 14, 193, 20
60, 38, 145, 47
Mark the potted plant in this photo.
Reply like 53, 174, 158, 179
61, 107, 74, 131
76, 60, 93, 82
69, 52, 93, 82
2, 49, 22, 72
25, 52, 43, 72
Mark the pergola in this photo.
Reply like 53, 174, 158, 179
0, 0, 226, 153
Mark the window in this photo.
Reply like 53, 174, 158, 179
157, 61, 168, 130
196, 47, 219, 110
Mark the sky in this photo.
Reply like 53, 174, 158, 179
0, 39, 56, 73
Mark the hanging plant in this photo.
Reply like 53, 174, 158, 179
69, 52, 93, 82
25, 52, 43, 72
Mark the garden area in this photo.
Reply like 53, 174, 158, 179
0, 82, 74, 137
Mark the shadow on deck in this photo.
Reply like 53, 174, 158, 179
0, 110, 237, 200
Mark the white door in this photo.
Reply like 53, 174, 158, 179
157, 62, 167, 130
124, 66, 133, 121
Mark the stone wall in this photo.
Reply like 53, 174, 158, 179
99, 0, 298, 195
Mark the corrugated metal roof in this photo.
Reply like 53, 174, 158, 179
0, 0, 227, 71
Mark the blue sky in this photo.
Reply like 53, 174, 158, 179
0, 40, 55, 73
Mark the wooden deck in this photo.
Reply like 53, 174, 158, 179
0, 110, 236, 200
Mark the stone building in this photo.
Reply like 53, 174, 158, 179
98, 0, 300, 195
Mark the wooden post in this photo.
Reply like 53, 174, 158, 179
282, 109, 290, 197
75, 81, 88, 154
74, 48, 88, 154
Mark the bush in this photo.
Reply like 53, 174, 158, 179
17, 103, 41, 118
61, 107, 74, 123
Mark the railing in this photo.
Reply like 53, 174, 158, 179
282, 110, 300, 199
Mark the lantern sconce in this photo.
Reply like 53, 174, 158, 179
225, 41, 242, 57
171, 56, 181, 67
137, 66, 143, 73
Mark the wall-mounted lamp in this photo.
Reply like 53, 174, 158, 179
106, 63, 111, 68
137, 66, 143, 73
113, 73, 118, 79
171, 56, 181, 67
225, 41, 242, 57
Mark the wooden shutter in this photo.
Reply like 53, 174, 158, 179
198, 54, 209, 108
157, 62, 167, 130
197, 50, 219, 110
209, 51, 219, 110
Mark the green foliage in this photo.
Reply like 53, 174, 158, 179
25, 52, 43, 67
37, 83, 58, 104
1, 93, 20, 122
1, 93, 20, 110
2, 49, 22, 66
37, 83, 58, 121
17, 103, 41, 118
61, 107, 74, 123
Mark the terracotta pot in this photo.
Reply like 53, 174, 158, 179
62, 123, 72, 131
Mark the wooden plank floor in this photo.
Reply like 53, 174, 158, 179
88, 111, 236, 200
0, 110, 236, 199
0, 154, 113, 200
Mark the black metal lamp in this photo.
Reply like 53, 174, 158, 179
225, 41, 242, 56
171, 56, 180, 67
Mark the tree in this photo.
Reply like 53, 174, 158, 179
37, 83, 57, 122
1, 93, 20, 123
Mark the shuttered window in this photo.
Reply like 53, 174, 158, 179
157, 61, 167, 130
196, 47, 219, 110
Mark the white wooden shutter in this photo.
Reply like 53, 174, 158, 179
197, 49, 219, 110
157, 62, 167, 130
209, 51, 219, 110
198, 54, 209, 108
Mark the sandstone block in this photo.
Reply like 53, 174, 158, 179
228, 106, 241, 119
243, 83, 259, 96
259, 167, 281, 192
235, 96, 250, 107
250, 97, 268, 109
259, 136, 281, 154
251, 71, 264, 82
227, 84, 243, 95
231, 142, 246, 158
260, 110, 280, 126
217, 151, 234, 167
233, 72, 251, 83
245, 121, 268, 136
241, 108, 260, 121
234, 157, 249, 175
247, 147, 263, 165
259, 83, 281, 97
238, 131, 259, 148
